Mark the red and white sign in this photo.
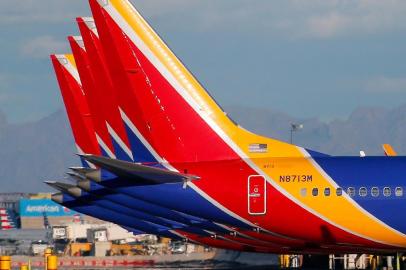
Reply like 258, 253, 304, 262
248, 175, 266, 215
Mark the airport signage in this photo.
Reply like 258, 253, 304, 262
19, 199, 78, 217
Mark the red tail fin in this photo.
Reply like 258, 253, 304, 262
77, 17, 134, 162
68, 36, 117, 159
89, 0, 236, 163
88, 3, 176, 164
50, 54, 100, 166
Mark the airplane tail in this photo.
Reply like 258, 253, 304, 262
68, 35, 117, 159
383, 144, 397, 156
87, 4, 166, 164
50, 54, 100, 167
76, 17, 134, 162
89, 0, 307, 165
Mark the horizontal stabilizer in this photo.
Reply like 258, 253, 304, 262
45, 181, 82, 197
70, 167, 98, 175
77, 179, 92, 192
66, 172, 85, 182
51, 193, 64, 204
79, 154, 200, 185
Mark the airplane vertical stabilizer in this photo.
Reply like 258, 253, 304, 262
50, 54, 100, 167
77, 17, 134, 162
69, 36, 117, 159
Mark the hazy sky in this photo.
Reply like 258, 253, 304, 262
0, 0, 406, 123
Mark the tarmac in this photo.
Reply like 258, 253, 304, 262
9, 250, 279, 269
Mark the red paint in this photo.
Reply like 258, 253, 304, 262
85, 0, 395, 251
50, 55, 100, 156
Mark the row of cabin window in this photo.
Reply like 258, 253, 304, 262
301, 187, 404, 198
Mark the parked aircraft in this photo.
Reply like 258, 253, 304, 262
50, 51, 298, 253
48, 0, 406, 254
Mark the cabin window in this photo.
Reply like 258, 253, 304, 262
347, 187, 355, 197
383, 187, 391, 197
336, 188, 343, 196
324, 188, 331, 197
300, 188, 307, 197
371, 187, 379, 197
312, 188, 319, 197
359, 187, 367, 197
395, 187, 403, 197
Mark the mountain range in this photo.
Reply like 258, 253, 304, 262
0, 104, 405, 192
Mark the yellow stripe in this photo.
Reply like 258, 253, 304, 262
108, 0, 406, 247
258, 157, 406, 246
383, 144, 397, 156
65, 54, 76, 69
109, 0, 238, 136
109, 0, 303, 158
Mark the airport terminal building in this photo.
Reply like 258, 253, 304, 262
0, 193, 101, 230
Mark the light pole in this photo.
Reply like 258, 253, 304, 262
290, 123, 303, 144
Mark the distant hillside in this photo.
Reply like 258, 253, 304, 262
0, 110, 78, 193
0, 104, 406, 192
225, 104, 406, 156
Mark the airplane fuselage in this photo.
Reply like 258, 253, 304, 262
170, 156, 406, 251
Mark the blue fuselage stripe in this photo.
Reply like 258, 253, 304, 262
310, 156, 406, 233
